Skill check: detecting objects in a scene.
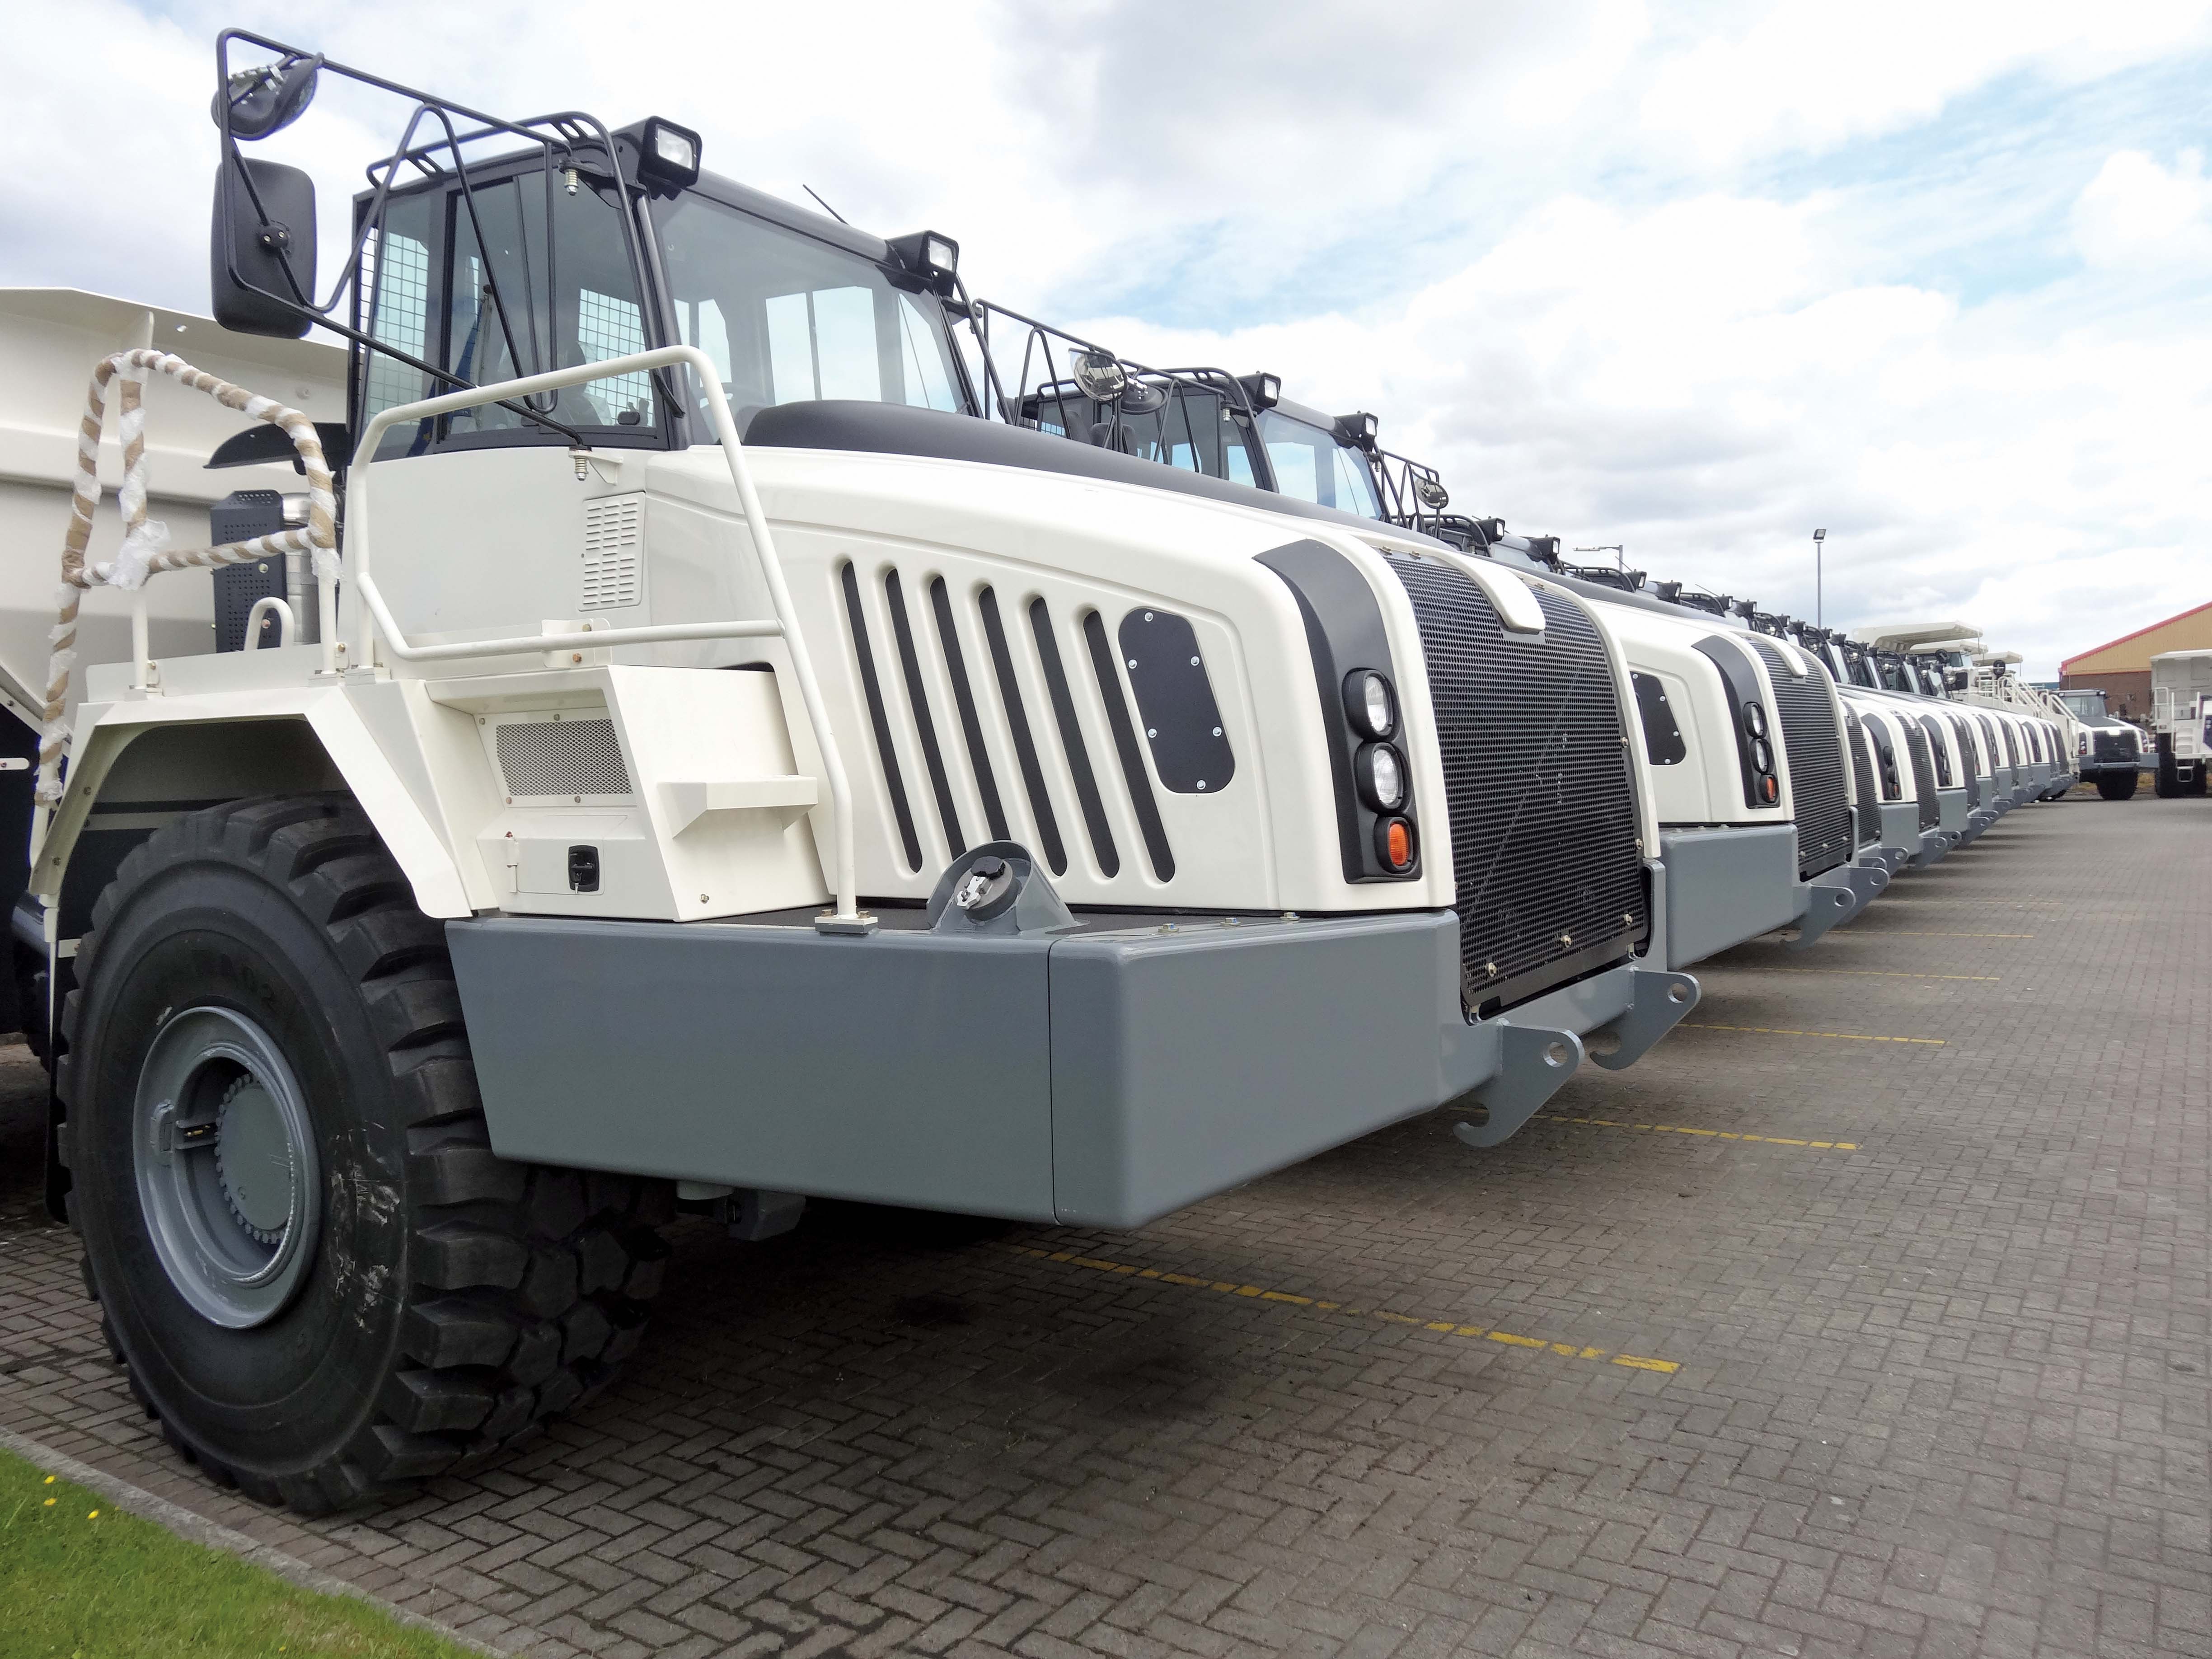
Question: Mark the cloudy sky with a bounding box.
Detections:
[10,1,2211,675]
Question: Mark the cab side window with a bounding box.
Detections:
[357,168,661,457]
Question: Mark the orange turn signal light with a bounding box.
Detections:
[1377,816,1415,872]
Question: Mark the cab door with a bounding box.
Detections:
[344,163,669,651]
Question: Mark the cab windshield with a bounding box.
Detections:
[1256,410,1382,518]
[656,192,968,429]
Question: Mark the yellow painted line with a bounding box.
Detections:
[1757,967,1999,982]
[1681,1022,1943,1045]
[1000,1245,1678,1375]
[1834,930,2033,939]
[1534,1114,1857,1150]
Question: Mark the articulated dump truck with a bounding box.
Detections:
[2,33,1696,1512]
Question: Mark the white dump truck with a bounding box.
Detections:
[10,34,1699,1512]
[2056,687,2145,800]
[2151,649,2212,796]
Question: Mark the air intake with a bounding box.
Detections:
[1743,638,1851,881]
[1846,716,1881,846]
[581,494,644,611]
[1900,722,1940,830]
[1385,554,1646,1013]
[495,718,633,798]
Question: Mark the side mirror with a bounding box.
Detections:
[211,156,317,339]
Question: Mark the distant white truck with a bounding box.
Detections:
[2151,649,2212,797]
[2056,687,2145,800]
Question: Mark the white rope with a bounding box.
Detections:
[38,349,338,807]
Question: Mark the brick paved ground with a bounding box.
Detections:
[2,793,2205,1659]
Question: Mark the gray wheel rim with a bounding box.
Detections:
[132,1005,322,1330]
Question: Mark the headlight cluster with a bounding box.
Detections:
[1743,702,1780,805]
[1344,669,1416,874]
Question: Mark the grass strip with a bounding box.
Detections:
[0,1446,478,1659]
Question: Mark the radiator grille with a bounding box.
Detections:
[2092,729,2138,761]
[581,494,643,610]
[1386,555,1646,1013]
[1901,720,1940,829]
[495,718,632,797]
[1951,717,1981,806]
[1847,715,1881,845]
[1745,639,1851,881]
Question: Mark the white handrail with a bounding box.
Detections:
[347,344,864,928]
[243,596,295,651]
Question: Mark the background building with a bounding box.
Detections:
[2061,601,2212,721]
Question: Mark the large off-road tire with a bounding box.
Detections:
[57,796,673,1514]
[2096,772,2138,801]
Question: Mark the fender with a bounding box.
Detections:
[31,681,476,924]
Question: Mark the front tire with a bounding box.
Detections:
[59,796,672,1513]
[2096,772,2138,801]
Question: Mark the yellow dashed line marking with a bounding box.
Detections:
[1004,1245,1678,1375]
[1835,930,2033,939]
[1756,968,1999,982]
[1681,1022,1943,1045]
[1534,1114,1858,1150]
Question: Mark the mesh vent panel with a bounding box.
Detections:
[496,719,633,797]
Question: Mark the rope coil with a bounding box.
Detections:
[38,349,337,806]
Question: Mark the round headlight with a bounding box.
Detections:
[1743,703,1767,738]
[1752,738,1772,773]
[1346,670,1396,739]
[1359,743,1406,811]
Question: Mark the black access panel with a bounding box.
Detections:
[210,488,290,651]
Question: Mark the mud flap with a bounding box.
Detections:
[1786,862,1885,951]
[1453,1024,1585,1149]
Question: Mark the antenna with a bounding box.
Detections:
[803,185,849,225]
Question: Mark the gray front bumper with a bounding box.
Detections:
[449,912,1696,1231]
[1657,825,1884,966]
[1875,801,1940,868]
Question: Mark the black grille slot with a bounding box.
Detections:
[1901,721,1940,829]
[1385,555,1646,1012]
[1030,598,1118,877]
[885,570,964,860]
[839,562,922,872]
[929,577,1009,843]
[1745,639,1851,880]
[978,588,1066,875]
[1847,715,1881,845]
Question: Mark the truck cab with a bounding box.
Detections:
[2058,687,2145,799]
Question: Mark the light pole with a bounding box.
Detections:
[1813,528,1828,627]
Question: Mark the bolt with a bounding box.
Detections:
[1213,726,1223,736]
[1189,655,1200,666]
[1147,728,1157,738]
[699,893,709,903]
[1143,610,1154,621]
[1196,780,1207,790]
[1127,657,1138,670]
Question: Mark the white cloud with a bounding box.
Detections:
[2072,149,2212,268]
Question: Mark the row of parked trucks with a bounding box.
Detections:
[0,35,2087,1514]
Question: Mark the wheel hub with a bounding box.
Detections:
[132,1007,322,1330]
[215,1074,294,1245]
